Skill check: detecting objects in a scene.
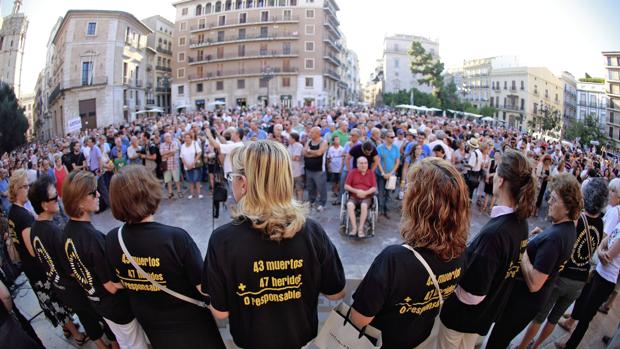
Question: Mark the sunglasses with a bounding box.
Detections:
[225,172,244,182]
[45,195,59,203]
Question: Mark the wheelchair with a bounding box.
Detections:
[338,191,378,238]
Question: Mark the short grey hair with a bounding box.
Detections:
[582,178,609,215]
[610,178,620,196]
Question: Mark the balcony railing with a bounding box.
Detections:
[323,69,341,81]
[502,104,523,111]
[122,78,144,88]
[189,31,300,48]
[155,65,172,72]
[64,76,108,90]
[187,66,298,81]
[190,15,300,32]
[156,86,171,92]
[156,46,172,55]
[146,99,156,105]
[189,49,298,64]
[48,84,61,104]
[324,52,342,66]
[323,36,341,51]
[323,21,341,37]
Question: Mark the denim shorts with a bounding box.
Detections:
[185,168,202,183]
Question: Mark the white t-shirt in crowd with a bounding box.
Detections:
[219,141,244,175]
[429,140,453,161]
[604,205,620,235]
[287,142,304,178]
[468,149,483,171]
[327,145,345,173]
[180,141,201,167]
[597,224,620,283]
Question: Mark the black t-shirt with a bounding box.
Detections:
[66,152,85,172]
[560,215,604,282]
[352,245,465,349]
[8,205,43,283]
[515,221,576,306]
[440,213,529,335]
[30,220,75,289]
[349,144,377,169]
[202,218,345,349]
[105,223,219,333]
[62,220,134,323]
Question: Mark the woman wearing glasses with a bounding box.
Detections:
[28,175,114,348]
[61,171,147,349]
[486,174,582,349]
[8,170,78,342]
[202,141,346,349]
[104,165,225,349]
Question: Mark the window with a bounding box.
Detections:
[610,127,614,138]
[178,52,185,62]
[555,93,558,102]
[305,77,313,88]
[394,58,399,68]
[86,22,97,36]
[306,9,314,18]
[181,7,188,15]
[215,1,222,12]
[503,81,507,90]
[238,44,245,56]
[611,112,615,124]
[177,68,185,78]
[196,83,204,92]
[206,3,212,12]
[180,22,187,31]
[520,80,524,90]
[261,11,269,22]
[259,78,268,88]
[511,80,516,90]
[260,43,268,55]
[305,58,314,69]
[247,0,254,7]
[290,0,297,5]
[239,13,247,23]
[219,15,226,26]
[238,28,246,39]
[217,31,225,41]
[305,41,314,52]
[282,42,291,54]
[216,80,224,90]
[196,5,203,15]
[217,47,224,59]
[521,98,525,110]
[197,49,204,60]
[178,85,185,95]
[235,0,242,9]
[260,26,268,37]
[197,66,204,78]
[305,24,315,35]
[237,79,245,89]
[282,77,290,87]
[179,36,186,46]
[490,97,494,106]
[283,9,292,20]
[81,61,92,85]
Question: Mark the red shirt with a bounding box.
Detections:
[345,168,377,199]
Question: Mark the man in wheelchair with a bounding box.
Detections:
[343,157,377,238]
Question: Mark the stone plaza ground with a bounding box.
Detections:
[12,192,620,348]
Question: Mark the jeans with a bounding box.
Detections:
[376,175,390,214]
[306,170,327,206]
[339,170,348,199]
[533,277,585,324]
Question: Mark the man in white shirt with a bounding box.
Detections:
[428,130,453,161]
[287,132,305,202]
[466,138,483,199]
[206,127,244,176]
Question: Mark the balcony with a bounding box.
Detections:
[189,31,300,48]
[502,104,523,112]
[156,46,172,55]
[190,15,300,33]
[155,65,172,72]
[63,76,108,90]
[156,86,171,92]
[187,66,298,81]
[323,3,340,25]
[189,49,299,65]
[323,36,342,51]
[48,84,61,104]
[146,99,156,105]
[323,68,340,81]
[122,77,144,88]
[323,52,342,66]
[323,21,341,37]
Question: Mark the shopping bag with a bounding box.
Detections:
[314,303,382,349]
[385,175,397,190]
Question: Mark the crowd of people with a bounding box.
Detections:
[1,105,620,349]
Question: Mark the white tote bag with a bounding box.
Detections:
[385,175,397,190]
[314,302,382,349]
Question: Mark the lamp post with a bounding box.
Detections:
[261,66,274,107]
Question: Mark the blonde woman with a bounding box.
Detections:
[202,140,346,349]
[350,158,470,348]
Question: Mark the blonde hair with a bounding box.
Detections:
[231,141,308,241]
[9,169,27,203]
[401,158,470,261]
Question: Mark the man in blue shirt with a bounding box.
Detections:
[245,120,267,141]
[0,168,9,213]
[376,131,400,218]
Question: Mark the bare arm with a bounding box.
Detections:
[0,279,12,313]
[350,307,374,329]
[103,281,121,294]
[371,155,380,172]
[345,152,353,172]
[22,228,34,258]
[323,289,345,301]
[520,251,548,292]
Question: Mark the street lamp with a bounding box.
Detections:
[261,66,274,107]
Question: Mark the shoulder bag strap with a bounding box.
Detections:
[402,244,443,305]
[581,213,593,261]
[117,224,207,308]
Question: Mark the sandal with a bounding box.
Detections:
[62,323,81,339]
[74,334,90,346]
[558,319,573,332]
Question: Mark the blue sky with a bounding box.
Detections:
[4,0,620,93]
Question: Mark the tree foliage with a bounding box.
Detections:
[527,106,561,133]
[409,41,444,97]
[564,113,607,146]
[382,88,441,108]
[0,83,28,155]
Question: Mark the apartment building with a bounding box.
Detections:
[381,34,439,94]
[603,51,620,146]
[489,67,563,132]
[576,80,607,130]
[142,15,174,113]
[342,48,360,104]
[47,10,152,135]
[560,71,577,133]
[0,11,28,98]
[171,0,345,110]
[19,92,34,140]
[462,56,518,109]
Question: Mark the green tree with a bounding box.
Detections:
[527,106,561,133]
[440,80,460,110]
[564,113,607,146]
[0,83,29,155]
[382,88,441,108]
[478,105,498,117]
[409,41,445,97]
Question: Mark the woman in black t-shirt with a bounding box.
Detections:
[351,157,470,349]
[438,150,536,349]
[516,178,608,349]
[202,141,346,349]
[61,171,148,349]
[486,174,583,349]
[7,170,77,338]
[28,175,115,349]
[105,165,225,349]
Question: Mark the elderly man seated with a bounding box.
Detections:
[344,156,377,238]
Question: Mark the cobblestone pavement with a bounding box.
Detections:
[11,191,618,348]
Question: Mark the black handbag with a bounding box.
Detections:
[212,155,227,219]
